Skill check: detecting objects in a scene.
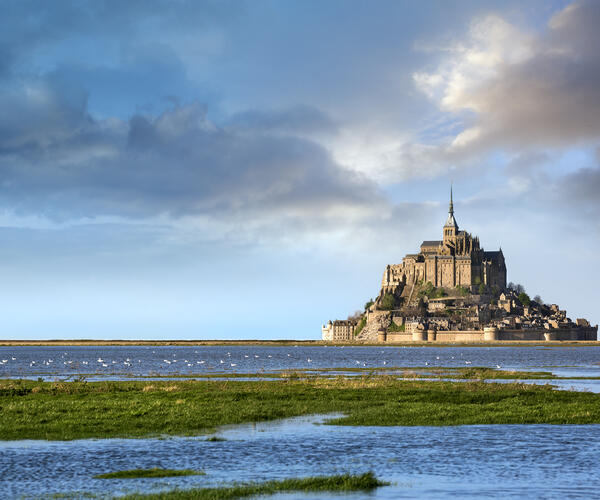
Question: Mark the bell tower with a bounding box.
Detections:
[443,186,458,246]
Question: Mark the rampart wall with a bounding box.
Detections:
[379,326,597,343]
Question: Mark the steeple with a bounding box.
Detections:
[444,184,458,230]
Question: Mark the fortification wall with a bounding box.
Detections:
[379,326,597,342]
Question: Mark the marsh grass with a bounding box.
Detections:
[2,375,600,440]
[121,472,387,499]
[94,468,204,479]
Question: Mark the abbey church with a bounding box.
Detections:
[381,189,506,294]
[322,190,597,343]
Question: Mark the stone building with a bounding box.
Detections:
[381,189,506,292]
[321,320,356,341]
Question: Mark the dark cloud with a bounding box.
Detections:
[227,106,337,135]
[0,84,380,221]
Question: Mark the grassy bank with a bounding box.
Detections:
[95,468,204,479]
[2,376,600,440]
[121,472,387,499]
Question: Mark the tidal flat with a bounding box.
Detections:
[2,376,600,441]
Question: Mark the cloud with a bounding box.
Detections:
[414,0,600,154]
[227,105,337,136]
[0,75,384,229]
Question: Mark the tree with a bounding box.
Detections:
[379,293,396,310]
[364,299,374,310]
[518,292,531,307]
[508,282,525,294]
[533,295,543,304]
[478,283,486,295]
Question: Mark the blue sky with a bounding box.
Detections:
[1,0,598,339]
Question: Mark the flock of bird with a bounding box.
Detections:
[0,348,503,383]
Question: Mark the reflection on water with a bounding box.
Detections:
[1,415,599,499]
[1,345,599,380]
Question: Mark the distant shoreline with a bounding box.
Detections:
[0,339,598,347]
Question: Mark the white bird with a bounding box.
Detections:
[496,364,502,369]
[97,358,104,363]
[307,358,312,363]
[164,360,171,364]
[220,360,224,364]
[11,357,16,361]
[231,363,237,367]
[102,363,108,367]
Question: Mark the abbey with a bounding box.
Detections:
[322,190,597,343]
[382,189,506,293]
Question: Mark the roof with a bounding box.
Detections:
[484,250,503,259]
[421,240,442,247]
[444,213,458,228]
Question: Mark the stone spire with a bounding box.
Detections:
[444,185,458,229]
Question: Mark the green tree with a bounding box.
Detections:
[518,292,531,307]
[364,299,374,310]
[478,283,486,295]
[379,293,396,310]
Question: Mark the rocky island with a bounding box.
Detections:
[323,190,598,343]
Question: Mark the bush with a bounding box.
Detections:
[379,293,396,310]
[478,283,486,295]
[388,322,405,332]
[455,285,469,297]
[364,299,374,310]
[354,316,367,336]
[518,292,531,307]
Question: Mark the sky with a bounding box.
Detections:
[1,0,599,339]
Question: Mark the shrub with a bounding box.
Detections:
[518,292,531,307]
[478,283,486,295]
[354,316,367,336]
[379,293,396,310]
[387,322,405,332]
[364,299,374,310]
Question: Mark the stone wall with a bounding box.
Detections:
[378,326,597,343]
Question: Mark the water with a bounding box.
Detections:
[2,345,600,498]
[1,415,599,499]
[1,345,599,380]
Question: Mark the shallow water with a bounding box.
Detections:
[1,345,599,380]
[1,415,599,499]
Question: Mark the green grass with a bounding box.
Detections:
[94,468,204,479]
[1,376,600,440]
[121,472,387,499]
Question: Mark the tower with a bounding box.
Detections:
[443,185,458,245]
